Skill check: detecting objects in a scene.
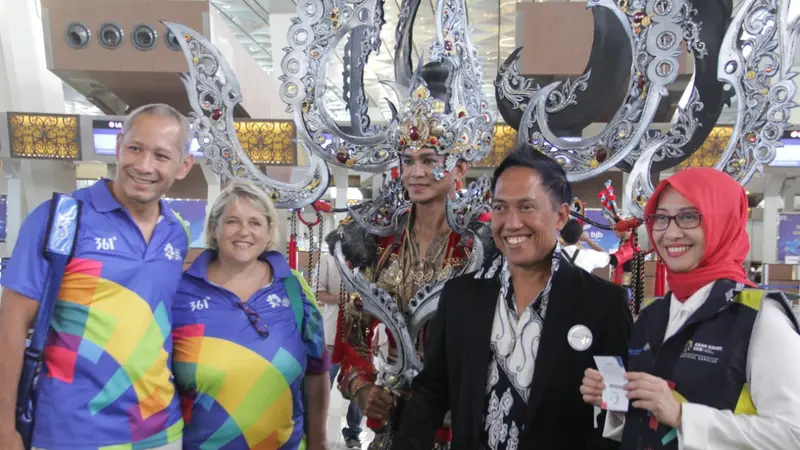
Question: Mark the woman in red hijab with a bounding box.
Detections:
[580,167,800,449]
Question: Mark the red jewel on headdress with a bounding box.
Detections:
[409,126,420,141]
[429,137,438,146]
[354,297,364,311]
[746,133,757,143]
[633,12,645,23]
[211,109,222,121]
[637,74,646,90]
[596,148,608,163]
[399,138,406,147]
[336,151,349,163]
[458,111,466,118]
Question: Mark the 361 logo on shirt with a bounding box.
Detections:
[191,297,211,312]
[94,237,117,251]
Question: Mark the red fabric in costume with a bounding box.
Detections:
[611,238,636,285]
[654,259,667,297]
[643,167,755,301]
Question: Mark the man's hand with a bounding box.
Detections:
[579,368,604,407]
[355,384,394,421]
[0,429,25,450]
[624,372,682,429]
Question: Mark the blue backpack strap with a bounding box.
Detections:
[16,193,81,448]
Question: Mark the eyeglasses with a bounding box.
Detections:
[646,211,702,231]
[236,301,270,338]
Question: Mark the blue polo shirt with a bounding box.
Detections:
[1,179,188,449]
[173,249,329,450]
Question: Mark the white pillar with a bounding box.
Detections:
[332,166,349,225]
[0,0,65,113]
[0,0,75,257]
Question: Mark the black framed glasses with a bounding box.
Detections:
[236,301,270,338]
[646,211,702,231]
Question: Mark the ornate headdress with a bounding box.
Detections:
[496,0,799,220]
[279,0,494,180]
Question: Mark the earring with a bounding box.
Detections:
[456,178,463,190]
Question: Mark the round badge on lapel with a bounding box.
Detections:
[567,324,593,351]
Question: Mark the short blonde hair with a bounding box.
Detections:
[205,179,279,251]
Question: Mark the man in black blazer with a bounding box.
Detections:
[392,145,632,449]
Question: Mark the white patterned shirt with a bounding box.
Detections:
[476,244,562,450]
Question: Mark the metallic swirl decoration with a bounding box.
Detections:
[333,242,421,390]
[495,6,633,136]
[279,0,398,171]
[616,0,733,173]
[445,175,493,236]
[347,178,411,237]
[162,21,329,209]
[279,0,494,178]
[624,0,800,218]
[496,0,706,181]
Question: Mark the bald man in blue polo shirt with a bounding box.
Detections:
[0,104,195,450]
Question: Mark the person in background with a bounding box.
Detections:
[172,179,331,450]
[316,252,364,448]
[392,146,631,449]
[580,167,800,449]
[560,218,612,273]
[0,103,194,450]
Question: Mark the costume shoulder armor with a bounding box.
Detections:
[348,178,410,238]
[446,175,492,236]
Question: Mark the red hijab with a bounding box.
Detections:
[644,167,756,301]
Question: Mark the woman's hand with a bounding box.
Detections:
[580,368,605,407]
[624,372,682,429]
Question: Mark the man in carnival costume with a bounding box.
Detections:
[274,0,496,446]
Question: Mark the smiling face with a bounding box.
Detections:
[400,148,465,203]
[650,186,706,273]
[214,196,271,265]
[491,166,570,269]
[114,113,193,205]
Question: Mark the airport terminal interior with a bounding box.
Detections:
[3,0,800,448]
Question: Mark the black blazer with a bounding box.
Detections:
[393,257,632,449]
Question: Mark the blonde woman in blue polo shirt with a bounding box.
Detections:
[172,179,331,450]
[0,103,195,450]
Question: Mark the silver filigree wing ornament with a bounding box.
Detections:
[279,0,495,179]
[162,21,329,209]
[624,0,800,217]
[347,177,411,237]
[332,242,421,390]
[495,0,712,181]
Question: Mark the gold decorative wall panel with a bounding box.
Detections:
[677,126,732,169]
[473,124,518,168]
[233,120,296,165]
[8,113,81,160]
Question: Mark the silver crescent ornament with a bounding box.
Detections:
[567,324,594,351]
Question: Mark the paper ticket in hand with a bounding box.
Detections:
[593,356,629,412]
